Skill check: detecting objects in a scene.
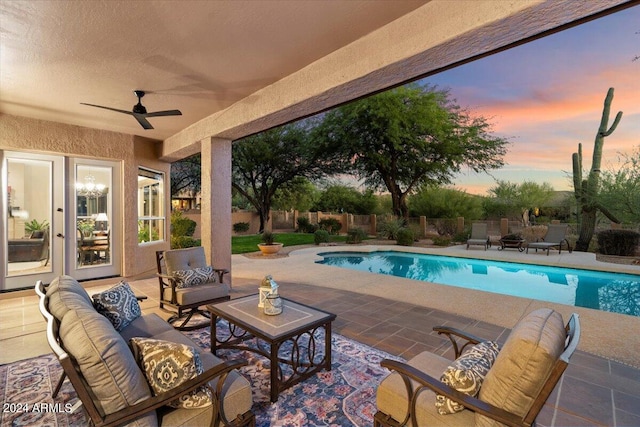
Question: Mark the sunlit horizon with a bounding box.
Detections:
[426,6,639,196]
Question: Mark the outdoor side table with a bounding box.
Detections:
[207,294,336,403]
[498,238,526,252]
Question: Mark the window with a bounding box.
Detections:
[138,167,165,243]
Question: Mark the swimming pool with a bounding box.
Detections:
[317,251,640,317]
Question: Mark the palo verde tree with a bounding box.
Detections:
[599,146,640,224]
[572,87,622,252]
[318,84,509,219]
[232,121,343,232]
[484,180,555,220]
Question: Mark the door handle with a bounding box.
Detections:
[57,208,63,212]
[56,233,64,238]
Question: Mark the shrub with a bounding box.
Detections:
[435,219,456,236]
[297,217,317,233]
[233,222,250,233]
[452,228,471,243]
[379,218,405,240]
[171,236,200,249]
[261,231,277,245]
[314,229,330,245]
[432,236,451,246]
[318,218,342,235]
[171,211,196,237]
[346,227,367,244]
[396,227,415,246]
[597,229,640,256]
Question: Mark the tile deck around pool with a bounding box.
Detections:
[234,244,640,368]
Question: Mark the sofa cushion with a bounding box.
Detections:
[476,308,565,426]
[130,338,212,409]
[92,281,141,331]
[46,275,94,321]
[436,341,499,415]
[119,313,175,343]
[377,351,475,426]
[59,307,156,426]
[173,266,218,288]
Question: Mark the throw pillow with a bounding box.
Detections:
[92,281,141,331]
[435,340,500,415]
[173,265,217,288]
[129,337,212,409]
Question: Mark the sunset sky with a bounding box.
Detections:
[424,5,640,195]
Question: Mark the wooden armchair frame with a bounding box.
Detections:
[36,281,254,427]
[374,314,580,427]
[156,249,230,331]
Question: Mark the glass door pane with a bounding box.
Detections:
[75,165,111,268]
[2,151,63,290]
[67,159,121,281]
[6,158,52,276]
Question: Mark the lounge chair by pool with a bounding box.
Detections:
[526,223,572,255]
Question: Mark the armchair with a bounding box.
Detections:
[375,308,580,426]
[156,247,230,330]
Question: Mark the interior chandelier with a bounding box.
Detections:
[76,175,106,197]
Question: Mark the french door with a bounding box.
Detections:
[1,151,121,290]
[67,158,121,281]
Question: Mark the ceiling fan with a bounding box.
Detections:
[81,90,182,130]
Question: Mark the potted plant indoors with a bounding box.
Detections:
[257,231,283,255]
[25,219,49,237]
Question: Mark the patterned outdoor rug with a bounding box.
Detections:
[0,323,402,427]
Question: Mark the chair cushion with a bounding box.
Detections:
[92,281,141,331]
[377,351,475,426]
[436,341,499,415]
[163,283,230,306]
[173,266,218,289]
[130,338,212,409]
[164,247,208,274]
[476,308,565,426]
[59,307,156,425]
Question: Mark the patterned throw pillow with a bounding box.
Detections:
[435,340,500,415]
[92,281,141,331]
[129,337,212,409]
[173,265,217,289]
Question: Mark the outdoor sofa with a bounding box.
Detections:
[36,275,254,427]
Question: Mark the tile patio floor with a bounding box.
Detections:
[1,246,640,426]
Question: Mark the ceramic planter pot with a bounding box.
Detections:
[257,243,283,255]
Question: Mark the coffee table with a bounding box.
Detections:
[207,294,336,402]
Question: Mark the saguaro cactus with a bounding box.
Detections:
[572,88,622,252]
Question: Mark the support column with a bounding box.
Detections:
[201,138,232,286]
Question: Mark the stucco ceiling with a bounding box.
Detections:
[0,0,427,141]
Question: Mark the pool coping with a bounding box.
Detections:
[232,244,640,368]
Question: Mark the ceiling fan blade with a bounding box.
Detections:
[133,113,154,130]
[144,109,182,118]
[80,103,133,115]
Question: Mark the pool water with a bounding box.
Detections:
[317,251,640,317]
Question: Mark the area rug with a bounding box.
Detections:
[0,323,403,427]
